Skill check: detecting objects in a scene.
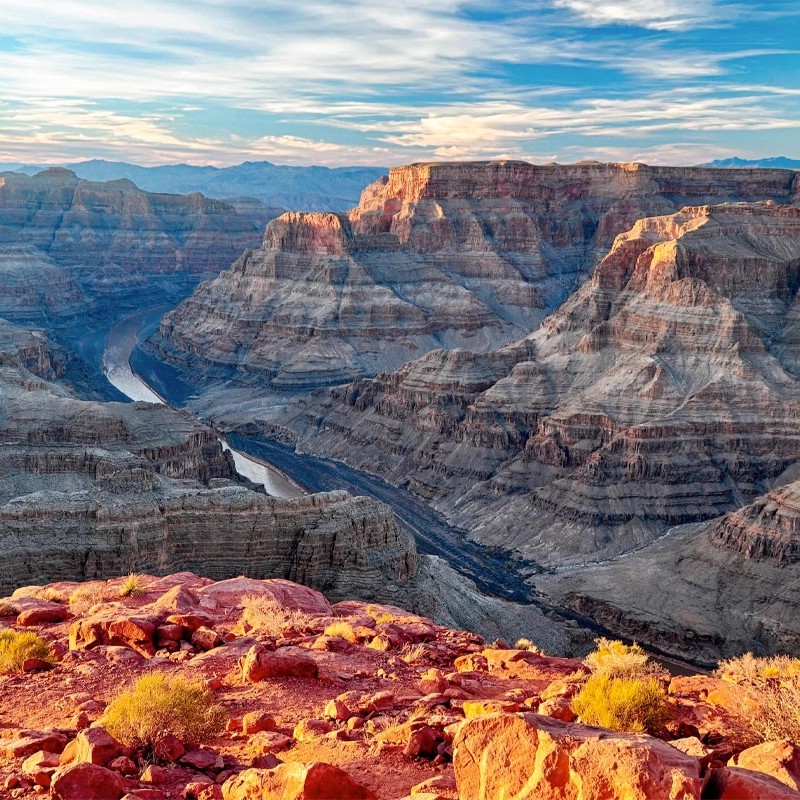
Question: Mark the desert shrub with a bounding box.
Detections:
[515,637,542,653]
[583,637,658,680]
[365,604,395,625]
[715,653,800,744]
[0,629,54,673]
[571,673,670,733]
[399,643,428,664]
[13,586,66,603]
[323,621,359,643]
[0,600,20,617]
[118,573,145,598]
[69,584,111,615]
[103,672,225,760]
[240,595,311,637]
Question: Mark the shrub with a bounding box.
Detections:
[13,586,66,603]
[583,637,658,680]
[103,672,225,760]
[0,629,54,673]
[69,584,110,615]
[323,621,359,643]
[515,637,542,653]
[240,595,312,637]
[0,600,20,617]
[571,673,670,733]
[399,643,428,664]
[716,653,800,745]
[118,573,145,598]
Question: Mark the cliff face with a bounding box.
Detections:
[0,319,416,598]
[150,161,800,391]
[0,168,278,276]
[291,202,800,564]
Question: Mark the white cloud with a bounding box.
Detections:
[551,0,727,30]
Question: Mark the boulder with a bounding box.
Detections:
[240,644,318,681]
[73,726,123,766]
[293,719,333,741]
[198,577,331,615]
[192,627,224,651]
[241,711,276,735]
[69,611,157,657]
[705,766,800,799]
[729,740,800,790]
[221,763,374,799]
[181,748,224,771]
[17,603,70,626]
[453,713,703,800]
[21,750,60,787]
[50,762,126,800]
[0,730,67,758]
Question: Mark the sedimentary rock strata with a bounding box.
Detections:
[151,161,799,392]
[0,320,415,600]
[290,202,800,566]
[0,167,277,278]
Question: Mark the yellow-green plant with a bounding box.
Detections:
[323,621,359,643]
[103,673,225,761]
[715,653,800,745]
[240,595,311,637]
[0,629,54,673]
[583,637,657,679]
[118,573,145,598]
[571,673,670,733]
[514,637,542,653]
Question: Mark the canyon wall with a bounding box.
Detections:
[150,161,800,392]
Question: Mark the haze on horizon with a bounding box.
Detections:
[0,0,799,168]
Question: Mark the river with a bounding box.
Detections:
[103,311,305,499]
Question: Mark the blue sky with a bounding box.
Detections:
[0,0,798,166]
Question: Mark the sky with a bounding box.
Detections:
[0,0,798,167]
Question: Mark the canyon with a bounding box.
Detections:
[150,161,799,397]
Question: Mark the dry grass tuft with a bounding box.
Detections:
[571,673,670,733]
[103,672,225,761]
[0,600,20,617]
[584,637,659,680]
[240,595,312,637]
[13,586,66,603]
[118,573,146,598]
[399,643,428,664]
[323,621,359,643]
[0,629,54,673]
[69,584,111,615]
[514,637,542,653]
[716,653,800,745]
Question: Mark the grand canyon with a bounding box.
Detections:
[2,2,800,794]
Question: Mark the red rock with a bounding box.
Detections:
[141,764,170,784]
[74,725,123,766]
[108,756,138,776]
[17,604,69,626]
[166,613,217,635]
[363,690,395,713]
[192,627,223,651]
[123,791,167,800]
[409,774,457,798]
[69,612,157,657]
[536,696,577,722]
[181,748,224,772]
[240,644,318,681]
[404,727,441,759]
[729,739,800,790]
[462,700,520,718]
[453,713,703,800]
[247,732,292,754]
[187,784,223,800]
[241,712,276,735]
[50,762,126,800]
[293,719,332,741]
[21,750,60,788]
[706,766,800,799]
[0,731,67,758]
[21,657,53,672]
[197,577,331,615]
[453,654,487,673]
[324,691,362,720]
[419,669,449,695]
[156,623,183,642]
[221,762,374,799]
[153,733,186,762]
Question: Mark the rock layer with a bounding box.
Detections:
[290,202,800,564]
[0,319,415,599]
[151,161,800,391]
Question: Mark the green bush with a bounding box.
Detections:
[571,673,670,733]
[583,637,656,679]
[0,629,54,673]
[103,672,225,760]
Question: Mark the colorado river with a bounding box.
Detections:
[103,310,305,499]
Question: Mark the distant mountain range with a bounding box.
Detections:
[0,159,388,211]
[701,156,800,169]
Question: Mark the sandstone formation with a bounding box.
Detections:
[0,167,277,278]
[0,571,795,799]
[289,202,800,569]
[150,161,799,394]
[0,319,415,601]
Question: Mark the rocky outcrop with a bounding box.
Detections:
[290,202,800,566]
[0,168,277,277]
[0,320,415,599]
[0,246,87,323]
[150,161,800,392]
